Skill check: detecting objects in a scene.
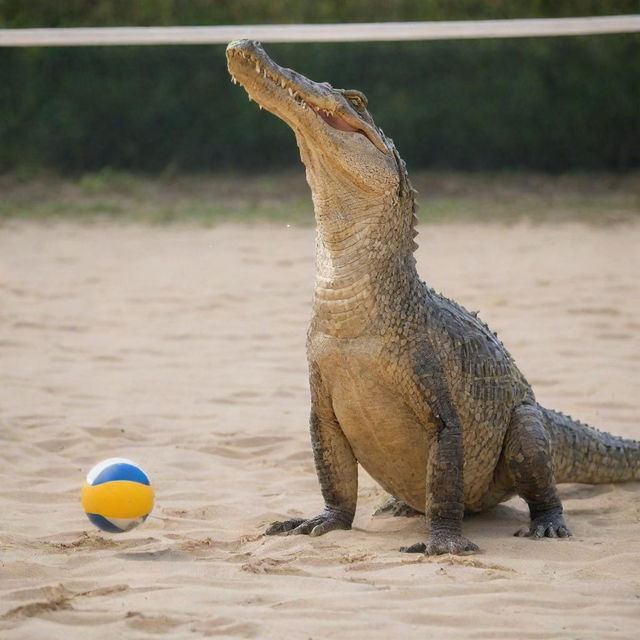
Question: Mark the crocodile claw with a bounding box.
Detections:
[514,513,572,539]
[264,518,306,535]
[401,533,480,555]
[373,496,422,518]
[265,508,352,537]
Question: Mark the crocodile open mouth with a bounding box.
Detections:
[310,104,361,133]
[226,42,386,152]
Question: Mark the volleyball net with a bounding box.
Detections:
[1,15,639,47]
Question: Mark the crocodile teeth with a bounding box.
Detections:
[231,75,237,84]
[255,61,261,73]
[288,87,294,97]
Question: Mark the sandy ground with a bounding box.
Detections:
[1,221,639,639]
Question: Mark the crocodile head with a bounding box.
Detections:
[226,40,401,200]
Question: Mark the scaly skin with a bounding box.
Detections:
[226,40,640,555]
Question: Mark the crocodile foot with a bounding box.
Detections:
[514,512,572,538]
[400,533,480,556]
[265,508,352,537]
[373,496,422,518]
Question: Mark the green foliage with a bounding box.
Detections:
[2,0,640,27]
[1,1,639,173]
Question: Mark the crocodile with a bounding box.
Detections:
[226,40,640,555]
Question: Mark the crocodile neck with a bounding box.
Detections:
[311,178,419,339]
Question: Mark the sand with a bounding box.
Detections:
[1,220,639,639]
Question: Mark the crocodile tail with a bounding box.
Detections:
[542,406,640,484]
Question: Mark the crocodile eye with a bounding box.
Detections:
[344,91,368,112]
[348,96,364,110]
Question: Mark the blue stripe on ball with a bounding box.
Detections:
[91,462,150,486]
[86,512,127,533]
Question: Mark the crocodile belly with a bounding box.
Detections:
[327,357,433,512]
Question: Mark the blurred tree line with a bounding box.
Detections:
[0,0,639,173]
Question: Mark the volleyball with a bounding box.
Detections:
[81,458,154,533]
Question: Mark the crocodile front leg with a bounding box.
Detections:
[266,366,357,537]
[400,350,479,556]
[401,413,479,555]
